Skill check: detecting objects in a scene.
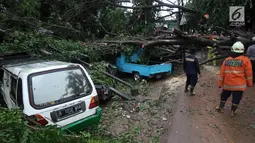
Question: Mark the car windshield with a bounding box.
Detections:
[29,67,92,107]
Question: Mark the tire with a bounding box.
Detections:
[133,72,141,81]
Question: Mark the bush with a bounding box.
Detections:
[0,108,122,143]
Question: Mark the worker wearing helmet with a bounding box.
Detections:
[217,41,253,117]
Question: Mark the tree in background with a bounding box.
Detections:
[184,0,254,33]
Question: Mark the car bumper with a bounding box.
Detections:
[61,107,102,132]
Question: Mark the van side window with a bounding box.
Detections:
[17,78,23,107]
[10,76,17,104]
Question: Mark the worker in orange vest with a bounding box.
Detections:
[217,41,253,117]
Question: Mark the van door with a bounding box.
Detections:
[2,71,12,108]
[0,69,6,106]
[16,78,23,108]
[9,76,19,109]
[0,70,23,109]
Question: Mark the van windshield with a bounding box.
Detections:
[29,67,92,108]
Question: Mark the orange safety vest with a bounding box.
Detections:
[218,55,253,91]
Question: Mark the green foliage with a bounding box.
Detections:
[89,61,116,87]
[129,0,155,36]
[16,0,41,17]
[0,31,122,87]
[122,45,153,65]
[100,8,128,35]
[47,39,100,62]
[0,0,162,142]
[1,0,40,17]
[0,31,120,87]
[99,6,155,36]
[0,0,157,40]
[132,22,155,36]
[123,45,139,58]
[0,108,128,143]
[0,108,67,143]
[0,31,104,62]
[0,31,50,53]
[185,0,248,31]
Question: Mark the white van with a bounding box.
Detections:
[0,58,102,132]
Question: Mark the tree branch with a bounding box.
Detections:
[200,55,228,65]
[102,41,145,46]
[154,0,198,13]
[106,1,198,13]
[0,28,7,33]
[0,16,81,33]
[61,0,99,20]
[155,46,175,53]
[165,0,177,5]
[116,0,131,2]
[45,24,80,32]
[92,14,117,36]
[155,12,179,21]
[0,19,38,28]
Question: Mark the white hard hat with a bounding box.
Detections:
[231,41,244,53]
[252,37,255,41]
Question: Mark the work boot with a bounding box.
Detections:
[230,104,238,117]
[216,101,225,113]
[184,84,189,92]
[189,86,195,96]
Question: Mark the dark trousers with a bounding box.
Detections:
[221,90,243,105]
[186,74,198,87]
[251,60,255,83]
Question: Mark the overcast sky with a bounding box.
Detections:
[121,0,187,20]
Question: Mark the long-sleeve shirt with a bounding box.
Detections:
[246,44,255,60]
[183,54,201,75]
[218,55,253,91]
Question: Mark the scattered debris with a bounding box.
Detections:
[100,76,181,141]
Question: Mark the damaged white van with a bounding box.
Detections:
[0,53,102,132]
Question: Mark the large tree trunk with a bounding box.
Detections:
[144,0,153,24]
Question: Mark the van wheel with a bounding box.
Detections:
[133,72,141,81]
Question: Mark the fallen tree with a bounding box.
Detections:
[2,27,255,68]
[94,27,255,65]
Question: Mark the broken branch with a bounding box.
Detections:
[106,1,198,13]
